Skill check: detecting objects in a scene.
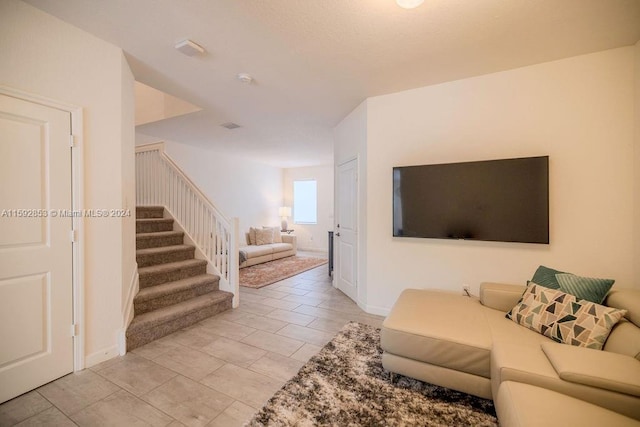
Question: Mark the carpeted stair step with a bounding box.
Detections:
[136,244,196,268]
[136,231,185,249]
[136,206,165,219]
[139,259,207,288]
[126,291,233,350]
[136,218,174,233]
[133,274,220,315]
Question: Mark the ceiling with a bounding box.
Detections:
[25,0,640,168]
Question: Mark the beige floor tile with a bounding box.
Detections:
[307,317,348,334]
[241,330,304,356]
[281,294,327,306]
[248,353,304,382]
[265,286,309,296]
[229,313,288,333]
[236,293,266,304]
[276,324,335,346]
[70,389,172,427]
[290,343,323,362]
[153,347,225,381]
[200,364,283,409]
[207,401,257,427]
[293,304,353,323]
[257,297,301,311]
[131,336,182,360]
[318,299,364,315]
[0,391,52,426]
[15,407,76,427]
[265,309,315,326]
[196,319,256,341]
[250,289,290,299]
[165,326,220,350]
[201,337,266,367]
[210,309,249,323]
[95,354,177,396]
[235,301,276,316]
[37,370,120,415]
[143,376,234,427]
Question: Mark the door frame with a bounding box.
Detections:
[1,85,85,371]
[334,156,359,301]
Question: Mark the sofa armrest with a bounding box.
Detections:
[542,342,640,397]
[282,234,297,253]
[479,282,526,312]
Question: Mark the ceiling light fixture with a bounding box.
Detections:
[396,0,424,9]
[237,73,253,84]
[174,39,205,56]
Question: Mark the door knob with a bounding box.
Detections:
[336,232,340,237]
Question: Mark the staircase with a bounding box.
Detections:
[126,206,233,350]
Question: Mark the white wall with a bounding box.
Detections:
[334,101,368,304]
[162,140,283,237]
[283,166,334,252]
[361,47,636,314]
[0,1,134,364]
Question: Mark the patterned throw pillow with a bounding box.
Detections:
[555,273,615,304]
[531,265,566,289]
[506,283,627,350]
[255,228,275,246]
[249,227,257,245]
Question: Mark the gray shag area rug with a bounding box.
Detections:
[247,322,497,426]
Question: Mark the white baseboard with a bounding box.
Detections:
[362,303,390,317]
[85,345,120,368]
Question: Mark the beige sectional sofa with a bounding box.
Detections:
[381,283,640,426]
[239,231,296,268]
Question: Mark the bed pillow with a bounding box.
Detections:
[506,282,626,350]
[555,273,615,304]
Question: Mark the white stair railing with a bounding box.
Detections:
[135,143,239,306]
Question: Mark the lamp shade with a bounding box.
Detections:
[278,206,291,217]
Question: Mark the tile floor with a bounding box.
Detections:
[0,260,384,427]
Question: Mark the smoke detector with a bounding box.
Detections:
[175,39,205,56]
[237,73,253,84]
[221,122,241,130]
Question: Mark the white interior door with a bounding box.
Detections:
[336,159,358,301]
[0,94,73,403]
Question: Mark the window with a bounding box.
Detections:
[293,180,317,224]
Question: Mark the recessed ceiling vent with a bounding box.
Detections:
[220,122,241,130]
[175,39,205,56]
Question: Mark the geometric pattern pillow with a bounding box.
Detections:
[555,273,615,304]
[531,265,567,289]
[506,283,627,350]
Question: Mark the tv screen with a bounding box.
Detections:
[393,156,549,244]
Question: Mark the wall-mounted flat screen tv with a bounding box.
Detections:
[393,156,549,244]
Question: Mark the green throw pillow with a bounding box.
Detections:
[555,273,614,304]
[506,283,626,350]
[531,265,567,289]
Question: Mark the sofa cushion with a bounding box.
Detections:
[606,288,640,327]
[506,283,626,350]
[555,273,615,304]
[480,282,527,312]
[496,381,640,427]
[255,228,275,245]
[604,320,640,361]
[381,290,492,378]
[541,342,640,397]
[241,244,274,258]
[531,265,567,289]
[491,342,640,420]
[249,227,257,245]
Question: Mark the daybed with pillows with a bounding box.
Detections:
[239,226,297,268]
[381,266,640,426]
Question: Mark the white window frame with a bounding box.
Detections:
[293,179,318,225]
